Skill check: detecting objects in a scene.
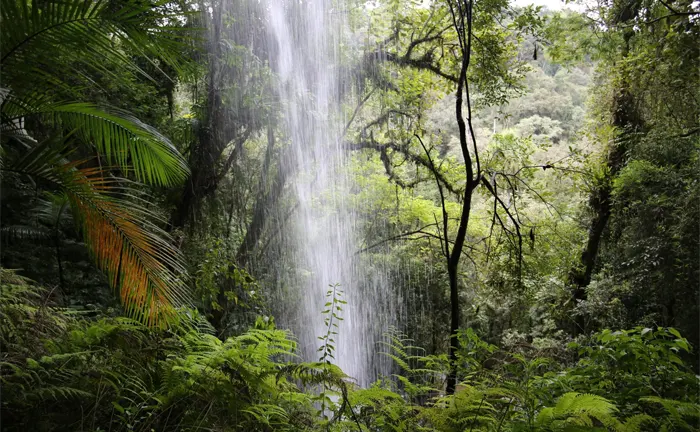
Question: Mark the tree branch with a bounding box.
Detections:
[417,134,450,258]
[480,176,523,275]
[346,138,462,195]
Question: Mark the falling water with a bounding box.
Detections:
[261,0,391,386]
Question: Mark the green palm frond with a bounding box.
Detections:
[0,0,193,324]
[6,143,191,325]
[1,0,191,91]
[2,97,189,186]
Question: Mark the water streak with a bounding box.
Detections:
[263,0,381,386]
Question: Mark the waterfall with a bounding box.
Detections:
[261,0,387,387]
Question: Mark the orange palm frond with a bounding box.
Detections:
[7,144,190,325]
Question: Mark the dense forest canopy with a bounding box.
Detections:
[1,0,698,430]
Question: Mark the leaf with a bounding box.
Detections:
[668,328,682,339]
[3,98,189,186]
[7,145,190,325]
[1,0,191,92]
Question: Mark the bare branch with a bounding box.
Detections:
[417,134,450,258]
[342,88,375,138]
[480,175,523,275]
[361,110,413,135]
[354,223,440,255]
[216,126,253,184]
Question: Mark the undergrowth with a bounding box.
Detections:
[2,270,698,431]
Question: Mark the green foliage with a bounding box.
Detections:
[1,0,191,186]
[546,0,700,353]
[544,12,613,65]
[0,274,347,431]
[454,328,498,378]
[3,272,699,431]
[318,283,347,365]
[534,392,625,432]
[343,383,419,431]
[550,327,698,419]
[1,0,194,324]
[640,397,700,432]
[3,0,699,430]
[593,132,700,349]
[0,269,71,360]
[422,385,500,431]
[193,236,261,331]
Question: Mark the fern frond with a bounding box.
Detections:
[34,385,93,401]
[640,396,700,431]
[1,225,52,241]
[617,413,656,432]
[536,392,621,431]
[242,404,290,426]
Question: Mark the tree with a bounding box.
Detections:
[169,0,271,229]
[344,0,547,392]
[547,0,700,340]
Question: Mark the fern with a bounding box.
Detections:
[378,328,445,401]
[640,396,700,431]
[3,283,698,432]
[535,392,620,431]
[421,385,499,431]
[616,414,656,432]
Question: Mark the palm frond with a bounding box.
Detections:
[2,97,189,186]
[1,0,191,89]
[6,143,191,325]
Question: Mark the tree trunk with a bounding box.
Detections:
[55,237,64,295]
[568,150,620,333]
[170,0,231,230]
[211,128,289,335]
[568,33,640,333]
[235,126,287,267]
[446,263,460,394]
[445,182,475,394]
[444,0,478,394]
